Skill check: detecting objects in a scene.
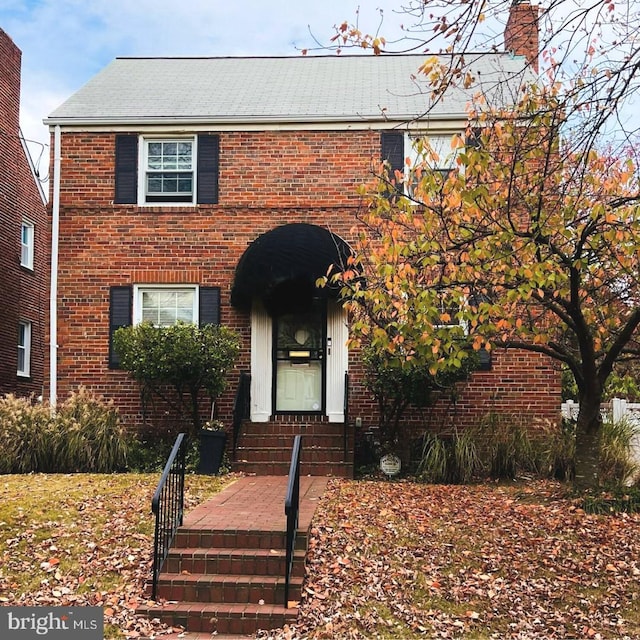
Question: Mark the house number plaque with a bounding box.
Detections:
[380,453,401,477]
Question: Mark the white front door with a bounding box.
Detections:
[250,300,348,420]
[274,299,325,413]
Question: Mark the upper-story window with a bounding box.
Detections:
[144,139,194,203]
[407,134,460,180]
[21,221,34,270]
[17,321,31,377]
[114,134,219,206]
[381,131,462,198]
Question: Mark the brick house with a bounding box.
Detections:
[44,2,559,473]
[0,29,49,398]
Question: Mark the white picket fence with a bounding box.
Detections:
[561,398,640,481]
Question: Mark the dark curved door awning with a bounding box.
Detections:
[231,223,354,315]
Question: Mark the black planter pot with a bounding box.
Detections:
[198,430,227,475]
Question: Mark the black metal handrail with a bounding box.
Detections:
[232,371,251,456]
[150,432,187,600]
[343,372,350,458]
[284,434,302,608]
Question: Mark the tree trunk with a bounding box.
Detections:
[573,392,603,491]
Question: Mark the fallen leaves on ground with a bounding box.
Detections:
[259,479,640,640]
[0,473,235,639]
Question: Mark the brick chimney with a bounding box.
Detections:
[0,28,21,136]
[504,0,539,72]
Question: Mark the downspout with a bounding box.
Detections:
[49,125,61,407]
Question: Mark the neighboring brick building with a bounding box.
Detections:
[0,29,49,398]
[44,3,559,470]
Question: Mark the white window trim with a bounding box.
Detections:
[137,135,198,206]
[405,132,461,195]
[20,221,35,270]
[433,296,469,334]
[18,321,31,377]
[133,284,200,326]
[404,131,460,173]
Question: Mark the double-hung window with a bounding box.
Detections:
[109,284,220,368]
[21,221,34,270]
[18,321,31,377]
[134,285,198,327]
[381,131,461,198]
[114,133,219,205]
[144,139,194,203]
[407,133,460,194]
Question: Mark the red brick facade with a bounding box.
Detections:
[47,126,561,434]
[0,29,49,398]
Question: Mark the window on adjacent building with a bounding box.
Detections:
[17,321,31,377]
[21,221,34,269]
[114,134,220,206]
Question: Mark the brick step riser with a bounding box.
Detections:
[240,423,346,436]
[156,578,302,605]
[165,552,306,577]
[173,530,308,551]
[237,434,350,448]
[233,461,353,477]
[141,605,297,636]
[236,448,348,463]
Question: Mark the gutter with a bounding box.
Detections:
[49,125,61,407]
[42,113,469,128]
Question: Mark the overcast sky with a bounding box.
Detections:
[2,0,415,185]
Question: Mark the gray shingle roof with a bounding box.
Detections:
[46,54,532,127]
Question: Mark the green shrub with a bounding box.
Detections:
[113,322,240,435]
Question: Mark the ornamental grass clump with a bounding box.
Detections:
[0,389,128,473]
[0,394,52,473]
[54,388,128,472]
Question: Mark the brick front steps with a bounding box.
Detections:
[137,476,328,638]
[233,420,353,478]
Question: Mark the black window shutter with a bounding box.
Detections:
[381,131,405,178]
[114,135,138,204]
[109,286,132,369]
[197,134,220,204]
[199,287,221,326]
[466,127,482,150]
